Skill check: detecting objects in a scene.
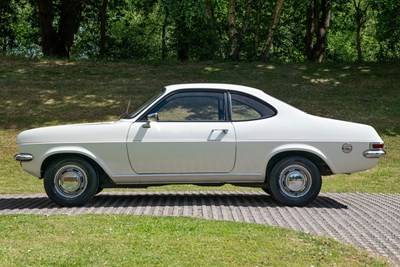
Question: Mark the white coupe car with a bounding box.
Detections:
[15,84,385,207]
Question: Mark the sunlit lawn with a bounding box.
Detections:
[0,215,389,266]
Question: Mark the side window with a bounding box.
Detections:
[149,91,225,121]
[231,93,276,121]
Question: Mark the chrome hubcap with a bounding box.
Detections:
[279,165,312,198]
[54,165,88,198]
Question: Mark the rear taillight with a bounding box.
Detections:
[370,143,384,149]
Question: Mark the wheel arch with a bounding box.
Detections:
[40,152,115,188]
[266,150,333,182]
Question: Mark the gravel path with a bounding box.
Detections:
[1,191,399,265]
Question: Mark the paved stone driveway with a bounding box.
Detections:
[1,191,399,265]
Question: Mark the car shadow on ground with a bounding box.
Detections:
[0,192,347,211]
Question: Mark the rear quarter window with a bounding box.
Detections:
[231,93,276,121]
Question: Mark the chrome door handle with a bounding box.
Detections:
[208,129,229,141]
[212,129,229,134]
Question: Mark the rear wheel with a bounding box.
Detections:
[96,186,104,195]
[261,188,270,194]
[267,156,321,206]
[44,157,99,207]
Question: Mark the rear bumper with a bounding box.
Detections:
[14,153,34,162]
[363,150,386,158]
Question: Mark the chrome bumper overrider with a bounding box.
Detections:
[363,150,386,158]
[14,153,34,162]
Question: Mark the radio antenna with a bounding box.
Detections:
[125,99,131,114]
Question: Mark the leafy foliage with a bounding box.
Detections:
[0,0,399,61]
[373,0,400,60]
[0,0,40,57]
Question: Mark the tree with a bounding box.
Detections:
[161,1,169,60]
[175,16,190,61]
[0,0,17,53]
[163,0,220,61]
[227,0,239,60]
[352,0,369,62]
[34,0,83,58]
[260,0,284,61]
[227,0,257,60]
[373,0,400,60]
[2,0,399,62]
[305,0,332,62]
[99,0,108,58]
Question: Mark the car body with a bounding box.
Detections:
[15,83,385,206]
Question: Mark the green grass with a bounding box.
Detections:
[0,215,388,266]
[0,55,398,194]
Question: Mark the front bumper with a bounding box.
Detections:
[363,150,386,158]
[14,153,34,162]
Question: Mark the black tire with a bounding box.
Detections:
[267,156,321,206]
[44,157,99,207]
[96,186,103,195]
[261,188,270,194]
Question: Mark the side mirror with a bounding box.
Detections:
[143,113,158,128]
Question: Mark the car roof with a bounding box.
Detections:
[165,83,264,95]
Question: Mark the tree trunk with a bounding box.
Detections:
[305,3,315,61]
[227,0,239,60]
[356,23,362,62]
[175,17,190,61]
[304,0,331,62]
[353,0,368,62]
[206,0,224,58]
[99,0,108,58]
[161,7,169,60]
[260,0,285,61]
[58,0,83,56]
[205,0,212,17]
[252,1,262,61]
[35,0,83,58]
[35,0,64,57]
[313,0,331,63]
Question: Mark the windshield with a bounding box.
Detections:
[128,88,165,118]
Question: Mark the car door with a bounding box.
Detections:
[126,91,236,178]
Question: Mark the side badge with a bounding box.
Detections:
[342,143,353,153]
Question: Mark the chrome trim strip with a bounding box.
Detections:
[363,150,386,158]
[112,172,264,184]
[14,153,34,162]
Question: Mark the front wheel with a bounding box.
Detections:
[44,157,99,207]
[267,157,321,206]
